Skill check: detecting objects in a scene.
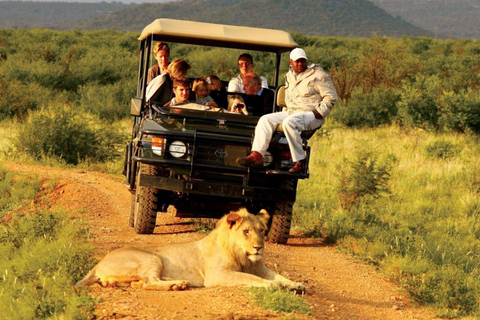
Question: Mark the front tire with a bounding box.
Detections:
[267,180,296,244]
[267,200,293,244]
[132,164,160,234]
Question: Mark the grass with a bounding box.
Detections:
[0,164,42,219]
[294,125,480,317]
[3,117,480,317]
[0,162,97,319]
[247,287,311,315]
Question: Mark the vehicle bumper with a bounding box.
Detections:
[139,174,296,202]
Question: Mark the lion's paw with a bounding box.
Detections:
[289,282,306,294]
[273,281,306,294]
[170,280,191,291]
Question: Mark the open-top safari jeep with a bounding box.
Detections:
[124,19,316,244]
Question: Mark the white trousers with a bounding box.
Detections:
[252,111,322,162]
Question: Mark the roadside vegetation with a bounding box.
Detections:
[295,126,480,318]
[0,164,96,319]
[0,28,479,317]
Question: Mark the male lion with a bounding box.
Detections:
[76,208,305,293]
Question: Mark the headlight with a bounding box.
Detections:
[168,141,187,158]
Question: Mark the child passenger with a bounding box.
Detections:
[205,75,227,108]
[170,78,191,106]
[193,78,218,108]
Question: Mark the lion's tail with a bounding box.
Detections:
[75,266,99,287]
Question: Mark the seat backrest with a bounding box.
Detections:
[275,85,286,111]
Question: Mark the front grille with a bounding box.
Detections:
[194,139,250,168]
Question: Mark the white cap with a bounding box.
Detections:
[290,48,307,61]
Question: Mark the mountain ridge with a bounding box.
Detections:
[74,0,433,38]
[0,0,435,38]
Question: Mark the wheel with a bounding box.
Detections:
[267,200,293,244]
[132,164,160,234]
[266,180,296,244]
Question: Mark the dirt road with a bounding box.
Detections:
[7,163,441,319]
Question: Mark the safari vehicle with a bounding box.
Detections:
[124,19,317,244]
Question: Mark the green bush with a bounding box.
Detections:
[424,137,462,159]
[16,105,125,165]
[77,78,135,121]
[0,29,137,121]
[439,89,480,134]
[338,151,392,211]
[333,88,400,127]
[396,75,442,131]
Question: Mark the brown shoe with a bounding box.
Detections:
[288,161,305,173]
[236,151,263,167]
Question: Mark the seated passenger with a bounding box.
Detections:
[229,94,248,115]
[170,78,191,106]
[206,75,228,109]
[147,42,170,85]
[242,73,274,116]
[193,78,218,108]
[227,53,268,93]
[228,73,274,116]
[146,59,191,106]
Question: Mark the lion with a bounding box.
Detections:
[76,208,305,293]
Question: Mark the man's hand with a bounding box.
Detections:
[313,110,323,120]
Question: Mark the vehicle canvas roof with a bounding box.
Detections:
[139,19,298,53]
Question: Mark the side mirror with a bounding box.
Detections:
[130,98,143,116]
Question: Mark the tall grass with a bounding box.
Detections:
[294,125,480,317]
[0,163,42,219]
[0,163,96,319]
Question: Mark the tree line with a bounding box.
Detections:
[1,29,478,132]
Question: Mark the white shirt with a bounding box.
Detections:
[227,74,268,93]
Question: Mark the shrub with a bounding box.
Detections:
[333,88,400,127]
[439,89,480,134]
[77,79,135,121]
[424,137,462,159]
[396,75,442,131]
[338,151,392,211]
[16,105,125,165]
[0,78,49,121]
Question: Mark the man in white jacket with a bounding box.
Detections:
[236,48,338,173]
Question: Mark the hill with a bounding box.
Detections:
[0,0,432,38]
[0,1,129,29]
[369,0,480,39]
[74,0,432,37]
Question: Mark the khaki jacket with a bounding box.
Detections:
[284,64,337,119]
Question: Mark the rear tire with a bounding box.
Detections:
[132,164,160,234]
